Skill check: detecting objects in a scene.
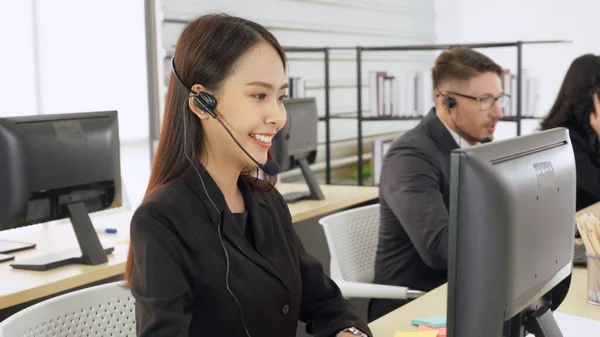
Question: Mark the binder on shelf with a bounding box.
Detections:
[416,71,434,117]
[368,70,433,118]
[372,137,394,186]
[288,77,306,98]
[501,68,540,118]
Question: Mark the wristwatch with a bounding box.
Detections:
[337,327,368,337]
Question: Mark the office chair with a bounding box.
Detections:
[319,204,425,300]
[0,281,135,337]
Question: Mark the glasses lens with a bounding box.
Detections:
[497,95,510,108]
[480,97,496,110]
[480,95,510,110]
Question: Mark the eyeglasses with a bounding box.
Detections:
[447,91,511,111]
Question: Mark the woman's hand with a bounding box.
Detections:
[589,93,600,136]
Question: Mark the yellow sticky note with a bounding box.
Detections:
[114,237,130,245]
[394,331,439,337]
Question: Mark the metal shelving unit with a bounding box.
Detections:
[352,40,571,185]
[145,12,570,186]
[282,47,332,184]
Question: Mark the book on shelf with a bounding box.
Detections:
[372,137,394,186]
[366,68,541,119]
[288,76,306,98]
[502,68,540,118]
[368,70,434,118]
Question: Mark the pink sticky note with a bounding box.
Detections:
[418,325,446,337]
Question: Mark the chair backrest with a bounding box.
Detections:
[319,203,380,283]
[0,281,136,337]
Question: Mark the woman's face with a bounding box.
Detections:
[193,41,288,171]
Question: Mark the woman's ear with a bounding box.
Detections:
[188,84,212,120]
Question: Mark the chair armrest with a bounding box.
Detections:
[333,280,425,300]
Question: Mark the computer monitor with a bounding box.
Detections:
[0,110,121,271]
[272,97,324,203]
[447,127,576,337]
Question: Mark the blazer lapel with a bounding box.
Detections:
[221,178,290,292]
[422,108,460,155]
[185,168,290,291]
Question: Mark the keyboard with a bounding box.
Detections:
[574,244,587,266]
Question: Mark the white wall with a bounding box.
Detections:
[157,0,438,145]
[0,0,38,117]
[34,0,150,142]
[1,0,151,207]
[1,0,439,205]
[434,0,599,141]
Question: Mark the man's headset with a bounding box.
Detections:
[440,92,492,144]
[170,56,280,176]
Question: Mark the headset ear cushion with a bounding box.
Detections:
[197,91,217,110]
[444,96,456,109]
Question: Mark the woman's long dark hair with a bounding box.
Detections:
[540,54,600,157]
[124,13,287,286]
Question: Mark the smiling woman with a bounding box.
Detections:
[124,13,371,337]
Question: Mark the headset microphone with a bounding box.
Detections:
[171,56,280,175]
[261,160,281,176]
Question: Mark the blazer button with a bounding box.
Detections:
[281,304,289,315]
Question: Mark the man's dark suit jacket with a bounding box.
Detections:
[369,108,571,321]
[129,168,371,337]
[369,109,458,321]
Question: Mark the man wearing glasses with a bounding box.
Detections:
[369,47,508,322]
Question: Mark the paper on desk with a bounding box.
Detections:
[114,237,130,244]
[410,316,446,328]
[401,312,600,337]
[523,312,600,337]
[418,325,446,337]
[394,332,438,337]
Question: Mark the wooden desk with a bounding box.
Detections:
[0,183,378,310]
[368,267,600,336]
[276,183,378,223]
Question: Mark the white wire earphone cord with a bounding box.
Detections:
[180,99,253,337]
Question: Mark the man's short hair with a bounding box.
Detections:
[432,47,504,89]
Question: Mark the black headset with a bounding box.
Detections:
[170,56,279,176]
[170,57,218,118]
[444,95,457,109]
[439,91,491,144]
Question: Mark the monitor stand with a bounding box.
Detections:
[10,202,114,271]
[282,157,325,204]
[504,303,562,337]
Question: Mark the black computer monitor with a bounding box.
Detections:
[272,97,324,203]
[447,127,576,337]
[0,110,122,271]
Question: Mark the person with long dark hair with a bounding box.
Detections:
[540,54,600,211]
[124,13,370,337]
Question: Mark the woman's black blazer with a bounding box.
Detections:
[129,169,371,337]
[564,123,600,211]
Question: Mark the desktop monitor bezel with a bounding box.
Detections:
[272,97,324,203]
[447,127,576,337]
[0,110,122,270]
[274,97,319,171]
